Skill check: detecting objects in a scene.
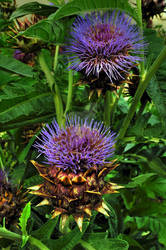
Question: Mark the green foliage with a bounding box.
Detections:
[10,2,58,20]
[19,202,31,247]
[0,0,166,249]
[0,78,55,131]
[51,0,139,24]
[0,54,33,77]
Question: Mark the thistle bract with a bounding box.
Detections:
[67,11,145,82]
[35,117,116,173]
[30,117,121,231]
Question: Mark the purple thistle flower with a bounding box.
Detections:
[34,117,116,173]
[67,11,146,82]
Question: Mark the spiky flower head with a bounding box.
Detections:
[30,117,121,231]
[35,117,116,173]
[142,0,166,23]
[67,11,145,83]
[0,169,26,227]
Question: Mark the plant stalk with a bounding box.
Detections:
[62,64,73,127]
[54,45,60,71]
[39,52,63,126]
[118,45,166,141]
[104,90,112,126]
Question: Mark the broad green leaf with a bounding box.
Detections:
[10,2,58,20]
[145,176,166,199]
[19,202,31,247]
[148,157,166,177]
[51,0,139,24]
[21,19,64,43]
[0,114,54,132]
[0,92,53,123]
[85,238,129,250]
[0,54,33,77]
[125,173,156,188]
[44,222,89,250]
[31,217,58,240]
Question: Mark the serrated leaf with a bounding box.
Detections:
[0,79,55,130]
[51,0,139,25]
[0,54,33,77]
[19,202,31,247]
[19,202,31,236]
[10,2,58,20]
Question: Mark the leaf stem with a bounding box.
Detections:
[54,45,60,71]
[104,90,112,126]
[62,65,73,127]
[39,52,63,126]
[110,85,124,125]
[118,45,166,141]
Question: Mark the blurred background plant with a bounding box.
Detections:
[0,0,166,249]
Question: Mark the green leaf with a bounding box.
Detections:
[125,173,156,188]
[44,222,89,250]
[51,0,139,24]
[21,19,64,43]
[147,78,166,128]
[0,54,33,77]
[148,157,166,177]
[31,217,58,240]
[19,202,31,247]
[0,79,55,131]
[10,2,58,20]
[85,238,129,250]
[134,216,166,247]
[145,176,166,199]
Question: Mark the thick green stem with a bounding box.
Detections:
[0,228,49,250]
[39,52,63,126]
[54,45,59,71]
[104,90,112,126]
[118,45,166,141]
[110,85,124,125]
[136,0,145,75]
[62,65,73,127]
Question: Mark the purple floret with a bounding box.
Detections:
[34,117,116,173]
[67,11,146,82]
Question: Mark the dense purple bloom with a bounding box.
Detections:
[67,11,145,82]
[34,117,116,173]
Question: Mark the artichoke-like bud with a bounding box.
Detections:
[142,0,166,26]
[0,170,26,227]
[29,117,122,231]
[66,11,146,97]
[8,15,44,65]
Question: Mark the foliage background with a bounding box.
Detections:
[0,0,166,249]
